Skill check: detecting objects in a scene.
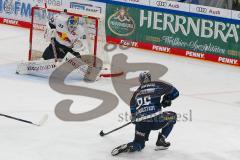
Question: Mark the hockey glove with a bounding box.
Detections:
[162,98,172,108]
[162,95,172,108]
[130,114,136,124]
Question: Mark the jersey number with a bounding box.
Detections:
[137,95,151,108]
[58,24,64,28]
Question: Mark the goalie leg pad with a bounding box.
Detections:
[16,59,57,78]
[63,53,101,81]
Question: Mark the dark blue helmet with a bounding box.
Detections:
[139,72,151,84]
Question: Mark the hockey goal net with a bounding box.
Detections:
[29,6,123,77]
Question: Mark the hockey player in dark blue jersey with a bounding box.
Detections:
[111,72,179,156]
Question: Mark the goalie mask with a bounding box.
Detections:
[139,72,151,85]
[67,15,79,32]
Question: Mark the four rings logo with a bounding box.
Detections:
[156,1,167,7]
[196,7,207,13]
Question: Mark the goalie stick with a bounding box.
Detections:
[0,113,48,126]
[51,38,58,62]
[43,0,58,62]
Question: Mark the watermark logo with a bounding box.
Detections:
[49,56,118,121]
[118,110,193,123]
[108,7,135,37]
[49,53,168,121]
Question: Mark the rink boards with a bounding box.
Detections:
[0,0,240,66]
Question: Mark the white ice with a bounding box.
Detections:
[0,24,240,160]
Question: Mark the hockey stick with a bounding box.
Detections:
[0,113,48,126]
[99,121,132,137]
[51,38,58,62]
[43,0,58,62]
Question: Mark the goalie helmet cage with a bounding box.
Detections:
[29,6,123,78]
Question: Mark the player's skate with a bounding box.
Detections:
[155,133,170,151]
[111,144,130,156]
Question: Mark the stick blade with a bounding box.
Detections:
[99,130,105,137]
[36,114,48,126]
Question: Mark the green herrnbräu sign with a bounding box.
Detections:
[106,4,240,59]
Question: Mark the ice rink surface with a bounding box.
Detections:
[0,24,240,160]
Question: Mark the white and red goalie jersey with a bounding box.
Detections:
[45,13,89,53]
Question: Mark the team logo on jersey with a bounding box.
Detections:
[57,32,71,43]
[3,0,14,14]
[108,7,135,37]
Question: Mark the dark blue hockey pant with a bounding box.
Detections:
[128,111,177,152]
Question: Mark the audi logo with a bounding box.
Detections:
[196,7,207,13]
[156,1,167,7]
